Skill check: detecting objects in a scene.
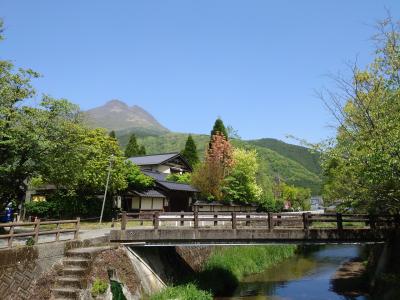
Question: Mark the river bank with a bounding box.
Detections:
[149,245,297,299]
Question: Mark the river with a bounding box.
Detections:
[217,245,369,300]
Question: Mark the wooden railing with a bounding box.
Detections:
[119,211,399,232]
[0,218,80,248]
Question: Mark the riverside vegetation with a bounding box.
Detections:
[149,245,297,299]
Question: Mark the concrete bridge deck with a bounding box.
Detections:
[110,227,391,245]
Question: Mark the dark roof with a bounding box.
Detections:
[132,189,166,198]
[157,181,198,192]
[142,170,168,181]
[127,153,180,166]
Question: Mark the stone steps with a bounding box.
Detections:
[52,287,80,300]
[55,276,83,289]
[51,245,115,299]
[63,258,91,268]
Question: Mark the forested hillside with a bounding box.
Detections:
[247,138,321,175]
[116,131,322,194]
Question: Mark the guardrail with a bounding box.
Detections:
[119,211,400,232]
[0,218,80,248]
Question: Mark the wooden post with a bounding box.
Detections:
[336,213,343,232]
[214,214,218,226]
[154,212,159,229]
[303,213,309,232]
[121,211,127,230]
[55,222,61,241]
[74,217,80,240]
[8,223,14,248]
[34,218,40,243]
[180,211,184,226]
[246,214,251,226]
[111,218,115,228]
[232,212,237,229]
[268,212,273,231]
[277,214,282,226]
[194,211,199,229]
[369,214,376,230]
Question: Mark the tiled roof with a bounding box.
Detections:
[127,153,179,166]
[133,189,166,198]
[142,170,168,181]
[157,181,198,192]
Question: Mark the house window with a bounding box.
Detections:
[32,195,46,202]
[152,197,164,210]
[141,198,152,210]
[131,197,140,209]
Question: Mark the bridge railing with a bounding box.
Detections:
[0,218,80,248]
[119,211,399,231]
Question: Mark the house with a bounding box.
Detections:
[122,152,198,212]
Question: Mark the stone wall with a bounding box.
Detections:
[0,236,109,300]
[0,243,65,300]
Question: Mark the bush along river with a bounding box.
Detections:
[149,244,400,300]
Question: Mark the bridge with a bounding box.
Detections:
[110,212,399,245]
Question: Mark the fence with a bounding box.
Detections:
[0,218,80,248]
[119,211,400,232]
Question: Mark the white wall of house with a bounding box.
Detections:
[156,165,171,174]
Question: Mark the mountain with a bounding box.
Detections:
[83,100,169,135]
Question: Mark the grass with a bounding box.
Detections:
[205,245,296,279]
[149,283,212,300]
[195,245,297,296]
[311,221,367,229]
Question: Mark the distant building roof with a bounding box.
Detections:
[142,170,168,181]
[128,153,181,166]
[157,181,198,192]
[132,189,166,198]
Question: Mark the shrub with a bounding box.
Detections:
[25,237,35,247]
[24,201,55,218]
[150,283,212,300]
[91,279,108,297]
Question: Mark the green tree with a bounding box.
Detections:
[210,118,228,140]
[222,148,262,204]
[125,161,154,190]
[165,172,191,184]
[109,130,116,139]
[124,133,146,157]
[320,17,400,213]
[181,134,199,167]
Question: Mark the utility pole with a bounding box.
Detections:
[100,155,113,224]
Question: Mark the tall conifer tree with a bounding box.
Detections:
[181,134,199,167]
[125,133,146,157]
[211,118,228,140]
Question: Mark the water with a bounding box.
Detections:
[217,245,368,300]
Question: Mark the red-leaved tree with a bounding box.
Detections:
[192,133,234,200]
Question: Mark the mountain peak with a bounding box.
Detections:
[84,100,169,134]
[105,99,128,107]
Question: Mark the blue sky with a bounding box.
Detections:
[1,1,399,143]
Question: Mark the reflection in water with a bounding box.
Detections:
[216,245,368,300]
